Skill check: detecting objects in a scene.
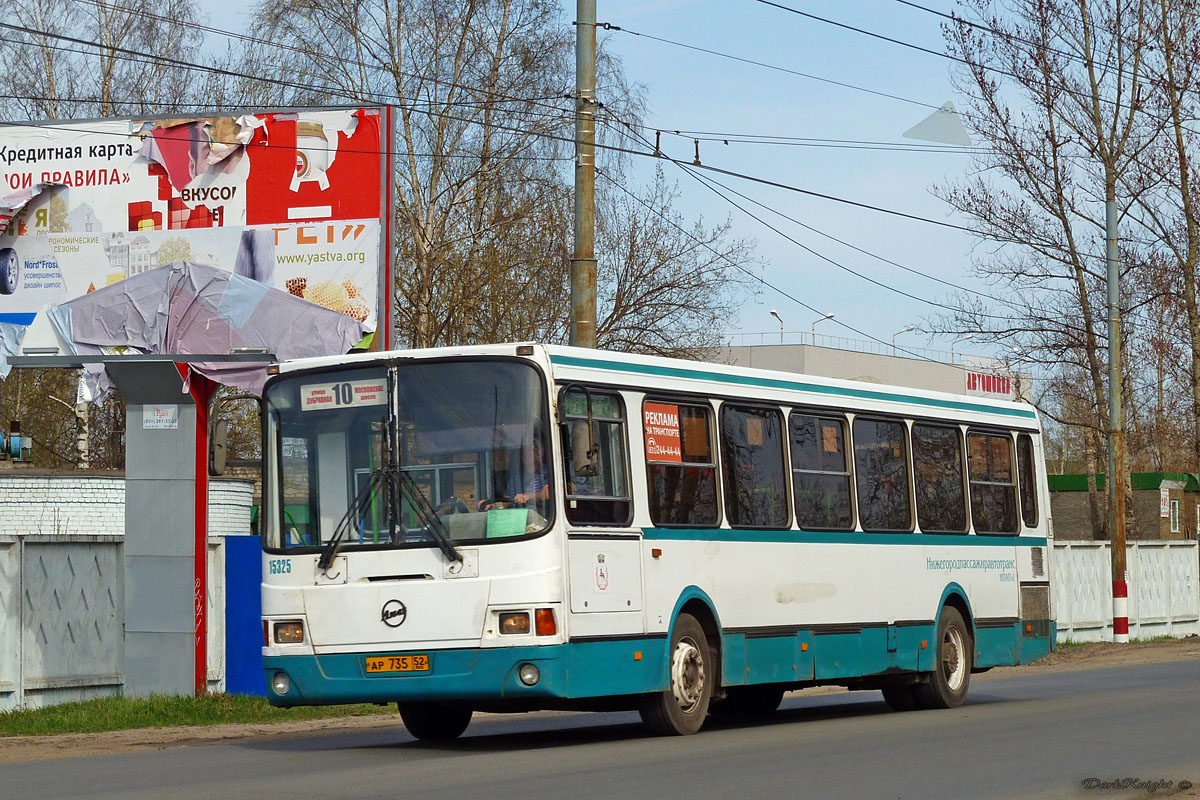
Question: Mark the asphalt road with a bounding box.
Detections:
[3,660,1199,800]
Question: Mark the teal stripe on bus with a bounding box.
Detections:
[549,353,1039,420]
[643,528,1047,547]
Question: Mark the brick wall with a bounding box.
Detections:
[0,473,254,537]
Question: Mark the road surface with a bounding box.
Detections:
[2,659,1198,800]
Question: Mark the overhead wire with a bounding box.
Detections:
[596,114,1024,326]
[600,112,1050,317]
[61,0,578,118]
[593,160,1024,373]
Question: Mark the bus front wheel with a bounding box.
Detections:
[639,613,714,735]
[398,701,472,740]
[914,606,972,709]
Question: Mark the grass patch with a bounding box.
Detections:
[0,693,392,737]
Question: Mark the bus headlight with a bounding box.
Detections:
[273,621,304,644]
[272,672,291,695]
[518,663,540,686]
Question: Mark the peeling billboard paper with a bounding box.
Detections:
[0,321,27,378]
[0,107,390,347]
[56,261,368,395]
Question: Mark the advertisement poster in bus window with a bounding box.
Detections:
[0,107,390,339]
[643,402,682,463]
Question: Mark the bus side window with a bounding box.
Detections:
[911,423,968,534]
[644,400,719,526]
[968,431,1018,534]
[853,416,913,532]
[720,405,789,529]
[1016,433,1039,528]
[558,389,632,526]
[789,412,854,531]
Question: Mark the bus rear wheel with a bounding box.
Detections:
[914,606,972,709]
[397,701,472,740]
[640,613,714,735]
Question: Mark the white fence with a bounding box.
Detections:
[0,477,252,711]
[1052,540,1200,642]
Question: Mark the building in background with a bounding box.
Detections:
[713,337,1032,403]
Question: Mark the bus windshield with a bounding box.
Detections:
[263,359,552,552]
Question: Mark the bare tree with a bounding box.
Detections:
[933,0,1156,527]
[0,0,204,120]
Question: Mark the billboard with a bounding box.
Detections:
[0,107,391,346]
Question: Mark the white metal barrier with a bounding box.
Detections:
[1053,541,1200,642]
[0,478,252,711]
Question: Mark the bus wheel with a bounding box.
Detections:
[880,685,919,712]
[914,606,972,709]
[640,613,713,735]
[398,701,473,740]
[709,685,784,717]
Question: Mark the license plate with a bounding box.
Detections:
[365,654,430,674]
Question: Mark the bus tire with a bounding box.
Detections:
[914,606,972,709]
[709,685,784,717]
[639,613,713,735]
[397,701,472,740]
[880,685,920,712]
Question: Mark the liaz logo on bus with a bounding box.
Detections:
[381,599,408,627]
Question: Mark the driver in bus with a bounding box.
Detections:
[479,436,549,510]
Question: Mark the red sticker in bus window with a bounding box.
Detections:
[643,402,683,463]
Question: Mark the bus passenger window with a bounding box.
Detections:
[911,424,967,533]
[644,400,719,526]
[720,405,789,529]
[559,389,632,525]
[968,432,1018,534]
[1016,434,1039,528]
[853,417,912,532]
[789,413,853,530]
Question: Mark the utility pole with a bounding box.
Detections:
[570,0,598,348]
[1106,198,1129,644]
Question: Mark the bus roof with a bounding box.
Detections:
[274,342,1040,428]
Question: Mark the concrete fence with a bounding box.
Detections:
[0,475,254,711]
[1052,540,1200,642]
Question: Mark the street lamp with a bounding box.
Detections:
[951,333,974,362]
[892,325,915,356]
[811,312,834,344]
[769,309,784,344]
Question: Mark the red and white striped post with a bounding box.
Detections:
[1112,577,1129,643]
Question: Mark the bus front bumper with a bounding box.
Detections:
[264,640,666,706]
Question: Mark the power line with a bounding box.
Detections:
[609,24,940,111]
[593,162,1005,373]
[752,0,1024,80]
[0,18,574,121]
[623,123,1041,315]
[602,23,1087,164]
[754,0,1196,140]
[61,0,577,118]
[893,0,1099,71]
[0,20,1119,265]
[597,115,1021,324]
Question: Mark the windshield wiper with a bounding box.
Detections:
[394,469,463,565]
[317,466,462,571]
[317,467,390,571]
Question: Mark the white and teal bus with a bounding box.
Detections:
[260,343,1054,737]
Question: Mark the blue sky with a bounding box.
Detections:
[598,0,984,355]
[197,0,989,358]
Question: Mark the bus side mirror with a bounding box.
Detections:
[570,420,598,478]
[209,418,229,476]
